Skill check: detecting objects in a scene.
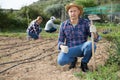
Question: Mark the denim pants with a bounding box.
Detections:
[27,29,42,40]
[57,41,96,66]
[45,27,57,33]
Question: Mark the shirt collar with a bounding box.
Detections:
[66,17,83,25]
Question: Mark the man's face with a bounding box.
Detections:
[68,7,80,20]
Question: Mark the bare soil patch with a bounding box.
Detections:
[0,36,110,80]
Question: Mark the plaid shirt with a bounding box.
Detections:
[27,20,41,34]
[58,18,92,49]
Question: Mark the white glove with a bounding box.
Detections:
[60,45,68,53]
[90,25,97,33]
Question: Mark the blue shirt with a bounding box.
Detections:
[58,18,99,50]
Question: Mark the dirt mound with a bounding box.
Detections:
[0,37,110,80]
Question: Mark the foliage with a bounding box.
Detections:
[44,4,64,18]
[54,19,61,24]
[75,0,97,7]
[97,23,120,66]
[19,6,44,19]
[106,39,120,66]
[0,9,9,31]
[75,64,119,80]
[0,9,28,32]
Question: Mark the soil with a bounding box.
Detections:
[0,36,110,80]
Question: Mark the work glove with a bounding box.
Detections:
[60,45,69,53]
[90,25,97,33]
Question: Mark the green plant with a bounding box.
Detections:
[54,19,61,24]
[106,39,120,66]
[75,65,119,80]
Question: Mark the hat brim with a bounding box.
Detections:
[65,3,83,15]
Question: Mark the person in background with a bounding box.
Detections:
[26,16,43,40]
[44,16,57,33]
[57,3,101,72]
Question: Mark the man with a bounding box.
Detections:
[44,16,57,33]
[57,3,100,72]
[26,16,42,40]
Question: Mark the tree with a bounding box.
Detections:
[44,4,64,18]
[0,9,10,31]
[75,0,97,7]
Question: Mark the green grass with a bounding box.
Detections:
[74,64,119,80]
[41,30,59,39]
[97,23,120,41]
[0,28,59,39]
[0,32,26,38]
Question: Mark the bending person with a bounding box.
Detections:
[26,16,43,40]
[44,16,57,33]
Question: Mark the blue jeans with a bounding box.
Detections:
[27,29,42,40]
[45,27,57,33]
[57,41,96,66]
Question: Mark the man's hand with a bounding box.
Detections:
[60,45,68,53]
[90,25,97,33]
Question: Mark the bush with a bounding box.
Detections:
[106,39,120,66]
[54,19,61,24]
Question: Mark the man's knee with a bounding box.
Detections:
[57,58,65,66]
[86,41,96,50]
[57,53,67,66]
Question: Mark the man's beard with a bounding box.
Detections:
[70,16,77,20]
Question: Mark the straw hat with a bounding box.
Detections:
[65,3,83,15]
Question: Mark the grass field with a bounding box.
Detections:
[0,28,59,39]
